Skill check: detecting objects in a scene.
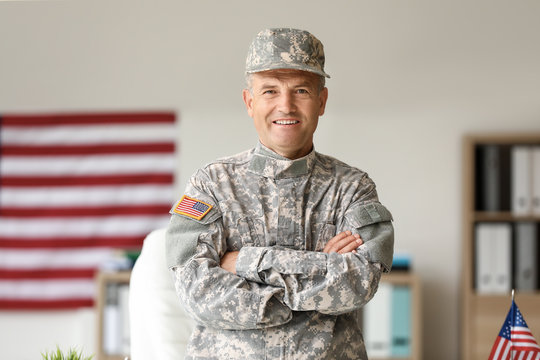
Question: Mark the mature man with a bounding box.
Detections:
[166,28,394,359]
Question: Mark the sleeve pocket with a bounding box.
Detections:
[344,202,394,272]
[344,202,393,228]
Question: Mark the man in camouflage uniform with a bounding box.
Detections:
[166,28,394,359]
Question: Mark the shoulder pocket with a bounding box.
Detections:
[166,196,223,269]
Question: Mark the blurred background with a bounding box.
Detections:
[1,1,539,359]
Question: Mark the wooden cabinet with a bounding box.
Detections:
[461,133,540,360]
[368,272,422,360]
[95,271,131,360]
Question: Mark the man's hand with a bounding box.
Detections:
[220,251,239,274]
[323,231,363,254]
[220,231,361,273]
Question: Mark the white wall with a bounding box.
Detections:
[1,1,539,359]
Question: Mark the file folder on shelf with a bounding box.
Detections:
[532,146,540,216]
[475,223,512,294]
[514,222,537,291]
[511,146,532,216]
[363,282,392,357]
[391,285,411,356]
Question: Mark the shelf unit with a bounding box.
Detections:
[95,271,131,360]
[371,272,422,360]
[461,133,540,360]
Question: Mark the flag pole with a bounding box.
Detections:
[511,289,515,360]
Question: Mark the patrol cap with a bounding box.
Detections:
[245,28,330,78]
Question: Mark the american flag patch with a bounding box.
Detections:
[174,195,213,220]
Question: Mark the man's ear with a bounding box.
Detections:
[242,89,254,118]
[318,87,328,116]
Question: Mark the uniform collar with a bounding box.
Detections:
[248,142,316,179]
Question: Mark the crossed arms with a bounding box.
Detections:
[220,231,364,274]
[166,194,393,330]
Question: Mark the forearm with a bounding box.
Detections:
[235,245,383,314]
[234,202,394,314]
[167,214,292,330]
[172,258,291,330]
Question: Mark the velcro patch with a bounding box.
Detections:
[173,195,213,220]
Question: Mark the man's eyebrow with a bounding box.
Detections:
[258,82,278,89]
[294,81,316,88]
[258,80,316,89]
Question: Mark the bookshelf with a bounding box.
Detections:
[95,271,131,360]
[367,272,422,360]
[461,133,540,360]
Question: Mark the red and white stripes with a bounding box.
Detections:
[0,112,176,309]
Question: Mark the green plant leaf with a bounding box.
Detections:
[41,346,94,360]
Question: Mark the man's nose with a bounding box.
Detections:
[277,92,296,113]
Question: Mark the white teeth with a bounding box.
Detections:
[274,120,298,125]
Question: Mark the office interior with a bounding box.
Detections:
[1,1,539,359]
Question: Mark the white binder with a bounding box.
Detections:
[492,223,512,294]
[475,223,512,294]
[363,282,392,357]
[475,224,494,293]
[532,146,540,216]
[511,146,532,216]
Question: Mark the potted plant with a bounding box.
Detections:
[41,346,94,360]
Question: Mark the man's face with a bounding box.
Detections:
[242,69,328,160]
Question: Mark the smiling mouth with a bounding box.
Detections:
[273,120,299,125]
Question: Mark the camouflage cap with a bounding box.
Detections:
[245,28,330,78]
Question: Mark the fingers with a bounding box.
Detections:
[323,231,363,254]
[322,231,349,253]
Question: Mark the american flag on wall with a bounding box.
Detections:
[0,112,176,309]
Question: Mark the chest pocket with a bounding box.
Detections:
[312,222,336,251]
[219,199,266,250]
[304,208,337,251]
[236,217,265,249]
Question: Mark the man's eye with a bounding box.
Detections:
[297,89,309,94]
[262,90,276,95]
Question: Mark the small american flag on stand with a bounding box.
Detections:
[489,297,540,360]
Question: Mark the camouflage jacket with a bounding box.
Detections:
[166,143,394,359]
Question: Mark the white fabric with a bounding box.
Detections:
[2,123,176,145]
[129,228,195,359]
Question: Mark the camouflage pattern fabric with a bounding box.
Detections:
[166,143,394,359]
[245,28,330,78]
